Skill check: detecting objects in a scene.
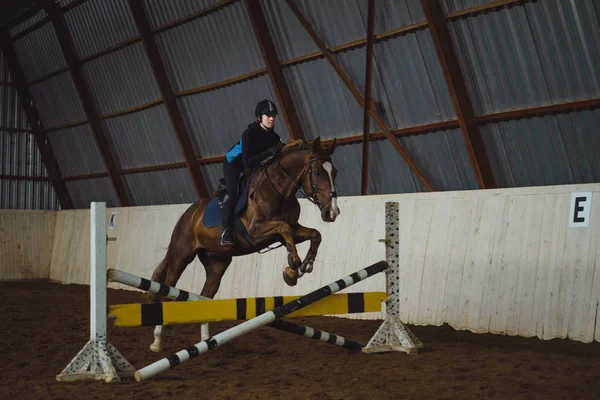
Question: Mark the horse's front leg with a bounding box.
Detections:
[251,220,302,286]
[291,224,321,275]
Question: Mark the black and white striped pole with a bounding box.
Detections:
[108,268,364,351]
[135,260,389,381]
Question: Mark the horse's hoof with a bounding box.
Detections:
[300,261,314,274]
[283,270,298,286]
[149,343,162,353]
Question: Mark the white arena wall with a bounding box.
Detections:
[1,183,599,343]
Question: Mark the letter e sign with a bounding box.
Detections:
[569,192,592,228]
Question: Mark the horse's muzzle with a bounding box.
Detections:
[321,205,340,222]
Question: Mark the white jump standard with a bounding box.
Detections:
[134,260,389,382]
[55,202,135,383]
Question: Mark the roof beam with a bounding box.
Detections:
[244,0,305,141]
[0,174,50,182]
[0,28,73,209]
[45,1,131,206]
[421,0,496,189]
[128,0,210,198]
[361,0,375,195]
[285,0,435,192]
[58,120,460,182]
[477,98,600,122]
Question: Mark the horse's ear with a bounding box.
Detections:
[327,138,337,155]
[311,137,321,152]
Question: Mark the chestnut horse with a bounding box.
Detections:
[148,137,340,352]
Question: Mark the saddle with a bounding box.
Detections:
[202,169,255,229]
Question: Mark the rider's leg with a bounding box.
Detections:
[221,160,241,246]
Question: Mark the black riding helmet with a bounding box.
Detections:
[255,99,279,118]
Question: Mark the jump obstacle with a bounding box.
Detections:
[56,201,422,383]
[108,268,385,327]
[107,268,382,350]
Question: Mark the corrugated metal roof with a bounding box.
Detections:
[101,104,185,169]
[373,31,456,127]
[200,162,223,194]
[178,74,290,158]
[12,22,67,83]
[1,179,51,209]
[266,0,454,138]
[481,110,600,188]
[371,0,425,33]
[81,42,161,115]
[331,128,479,196]
[28,72,86,128]
[263,0,424,59]
[0,50,5,78]
[142,0,224,28]
[0,131,46,177]
[397,128,479,191]
[331,140,418,196]
[283,59,363,141]
[154,1,264,92]
[440,0,495,14]
[59,0,79,7]
[290,0,369,48]
[63,0,138,59]
[46,124,106,177]
[0,85,31,131]
[0,50,59,211]
[8,10,49,37]
[123,169,197,206]
[0,179,58,210]
[261,0,320,60]
[66,177,118,208]
[447,0,600,115]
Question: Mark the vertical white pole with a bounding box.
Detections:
[56,202,134,382]
[90,202,107,342]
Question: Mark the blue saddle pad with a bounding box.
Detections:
[202,172,254,228]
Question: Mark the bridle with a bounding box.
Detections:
[263,154,336,212]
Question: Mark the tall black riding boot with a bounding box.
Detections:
[220,195,235,246]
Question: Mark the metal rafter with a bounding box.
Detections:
[0,28,73,209]
[361,0,375,195]
[45,1,131,206]
[244,0,305,141]
[285,0,435,192]
[0,174,50,182]
[421,0,496,189]
[128,0,210,199]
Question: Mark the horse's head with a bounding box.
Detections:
[299,137,341,222]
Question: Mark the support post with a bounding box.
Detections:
[56,202,135,382]
[362,202,424,354]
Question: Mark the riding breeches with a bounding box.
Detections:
[222,160,243,203]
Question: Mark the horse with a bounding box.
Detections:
[148,137,340,352]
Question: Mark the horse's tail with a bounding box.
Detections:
[146,256,169,303]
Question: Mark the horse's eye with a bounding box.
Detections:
[314,170,320,176]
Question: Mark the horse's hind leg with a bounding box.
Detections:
[149,248,197,353]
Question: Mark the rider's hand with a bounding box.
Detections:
[270,140,285,155]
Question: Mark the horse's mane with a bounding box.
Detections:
[282,139,309,151]
[282,138,332,159]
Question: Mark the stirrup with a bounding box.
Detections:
[220,229,234,246]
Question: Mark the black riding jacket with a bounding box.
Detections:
[225,121,282,168]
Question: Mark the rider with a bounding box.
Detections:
[220,99,286,246]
